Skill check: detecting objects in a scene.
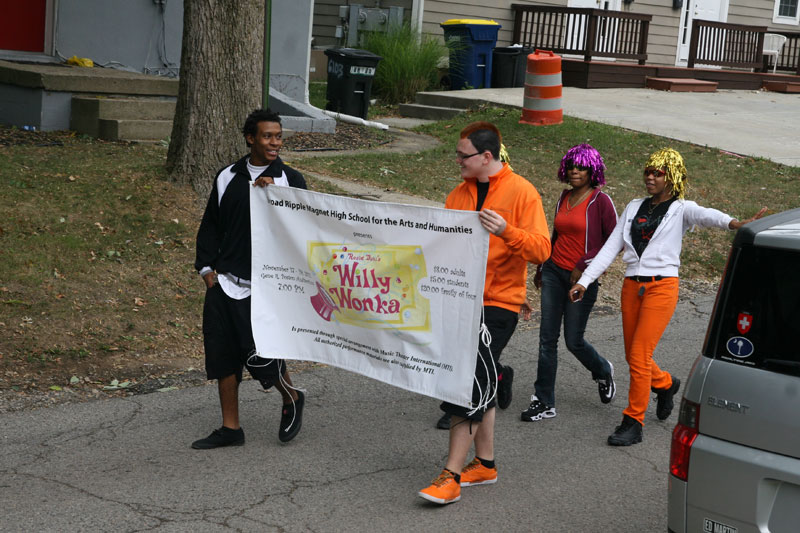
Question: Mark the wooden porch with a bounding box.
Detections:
[511,4,800,90]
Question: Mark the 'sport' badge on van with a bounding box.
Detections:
[726,337,754,358]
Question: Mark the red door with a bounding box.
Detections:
[0,0,47,52]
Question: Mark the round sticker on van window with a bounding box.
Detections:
[726,336,754,358]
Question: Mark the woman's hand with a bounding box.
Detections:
[729,207,768,230]
[569,283,586,302]
[533,268,543,289]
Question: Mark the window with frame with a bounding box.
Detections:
[774,0,800,25]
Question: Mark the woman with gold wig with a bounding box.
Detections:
[569,148,766,446]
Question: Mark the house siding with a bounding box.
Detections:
[422,0,561,46]
[627,1,683,66]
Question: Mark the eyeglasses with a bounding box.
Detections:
[456,151,482,161]
[644,168,667,178]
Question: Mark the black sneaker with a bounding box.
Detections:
[654,377,681,421]
[278,390,305,443]
[520,395,556,422]
[497,366,514,409]
[436,412,452,430]
[191,426,244,449]
[607,415,643,446]
[596,361,616,404]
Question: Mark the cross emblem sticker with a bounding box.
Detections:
[737,312,752,334]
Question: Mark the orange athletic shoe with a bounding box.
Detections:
[418,469,461,504]
[460,458,497,487]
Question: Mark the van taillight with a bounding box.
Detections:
[669,399,699,481]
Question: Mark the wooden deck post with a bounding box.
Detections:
[584,11,598,62]
[639,19,650,65]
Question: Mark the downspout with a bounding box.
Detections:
[262,0,271,109]
[411,0,424,34]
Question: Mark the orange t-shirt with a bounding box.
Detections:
[550,193,589,271]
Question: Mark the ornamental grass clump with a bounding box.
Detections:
[361,24,447,104]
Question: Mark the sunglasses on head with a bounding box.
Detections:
[644,168,667,178]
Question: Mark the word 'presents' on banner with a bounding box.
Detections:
[250,186,489,408]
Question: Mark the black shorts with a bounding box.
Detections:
[440,306,519,421]
[202,284,285,388]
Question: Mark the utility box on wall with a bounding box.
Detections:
[337,4,404,47]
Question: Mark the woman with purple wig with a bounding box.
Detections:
[521,144,618,423]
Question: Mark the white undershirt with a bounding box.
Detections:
[214,159,289,299]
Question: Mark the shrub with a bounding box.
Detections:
[361,24,447,104]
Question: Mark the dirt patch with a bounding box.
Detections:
[283,122,394,152]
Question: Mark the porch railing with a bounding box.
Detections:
[687,20,767,70]
[511,4,651,64]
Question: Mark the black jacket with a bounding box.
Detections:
[194,155,307,280]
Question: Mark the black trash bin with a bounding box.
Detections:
[324,48,382,119]
[492,47,532,88]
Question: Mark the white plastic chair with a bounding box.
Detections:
[763,33,787,74]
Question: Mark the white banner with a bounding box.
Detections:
[250,186,489,407]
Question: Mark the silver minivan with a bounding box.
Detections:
[668,207,800,533]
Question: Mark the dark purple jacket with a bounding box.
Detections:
[544,188,618,273]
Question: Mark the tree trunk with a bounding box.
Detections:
[167,0,264,197]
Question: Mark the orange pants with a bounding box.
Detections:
[620,277,679,425]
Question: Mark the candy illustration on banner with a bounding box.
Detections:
[309,281,339,321]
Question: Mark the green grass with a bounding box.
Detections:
[1,108,797,392]
[291,106,799,278]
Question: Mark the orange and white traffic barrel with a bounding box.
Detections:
[519,49,563,126]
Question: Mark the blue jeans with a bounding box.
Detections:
[534,260,611,407]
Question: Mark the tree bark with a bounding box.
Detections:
[167,0,264,197]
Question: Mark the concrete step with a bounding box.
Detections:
[762,80,800,93]
[71,96,175,138]
[414,92,476,109]
[646,77,718,92]
[398,103,464,120]
[97,118,172,142]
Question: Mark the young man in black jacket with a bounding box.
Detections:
[192,109,307,449]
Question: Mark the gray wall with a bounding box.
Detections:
[271,0,314,103]
[55,0,183,76]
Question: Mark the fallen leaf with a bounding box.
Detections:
[134,297,146,306]
[49,385,62,391]
[70,376,80,384]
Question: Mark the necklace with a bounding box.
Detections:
[566,188,591,211]
[648,195,671,215]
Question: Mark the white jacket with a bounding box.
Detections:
[577,197,733,287]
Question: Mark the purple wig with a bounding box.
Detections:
[558,143,606,187]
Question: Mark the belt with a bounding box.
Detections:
[626,275,669,283]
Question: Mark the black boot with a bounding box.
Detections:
[654,377,681,421]
[607,415,643,446]
[436,412,452,430]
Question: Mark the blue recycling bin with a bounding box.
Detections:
[441,19,501,90]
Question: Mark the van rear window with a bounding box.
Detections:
[706,245,800,376]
